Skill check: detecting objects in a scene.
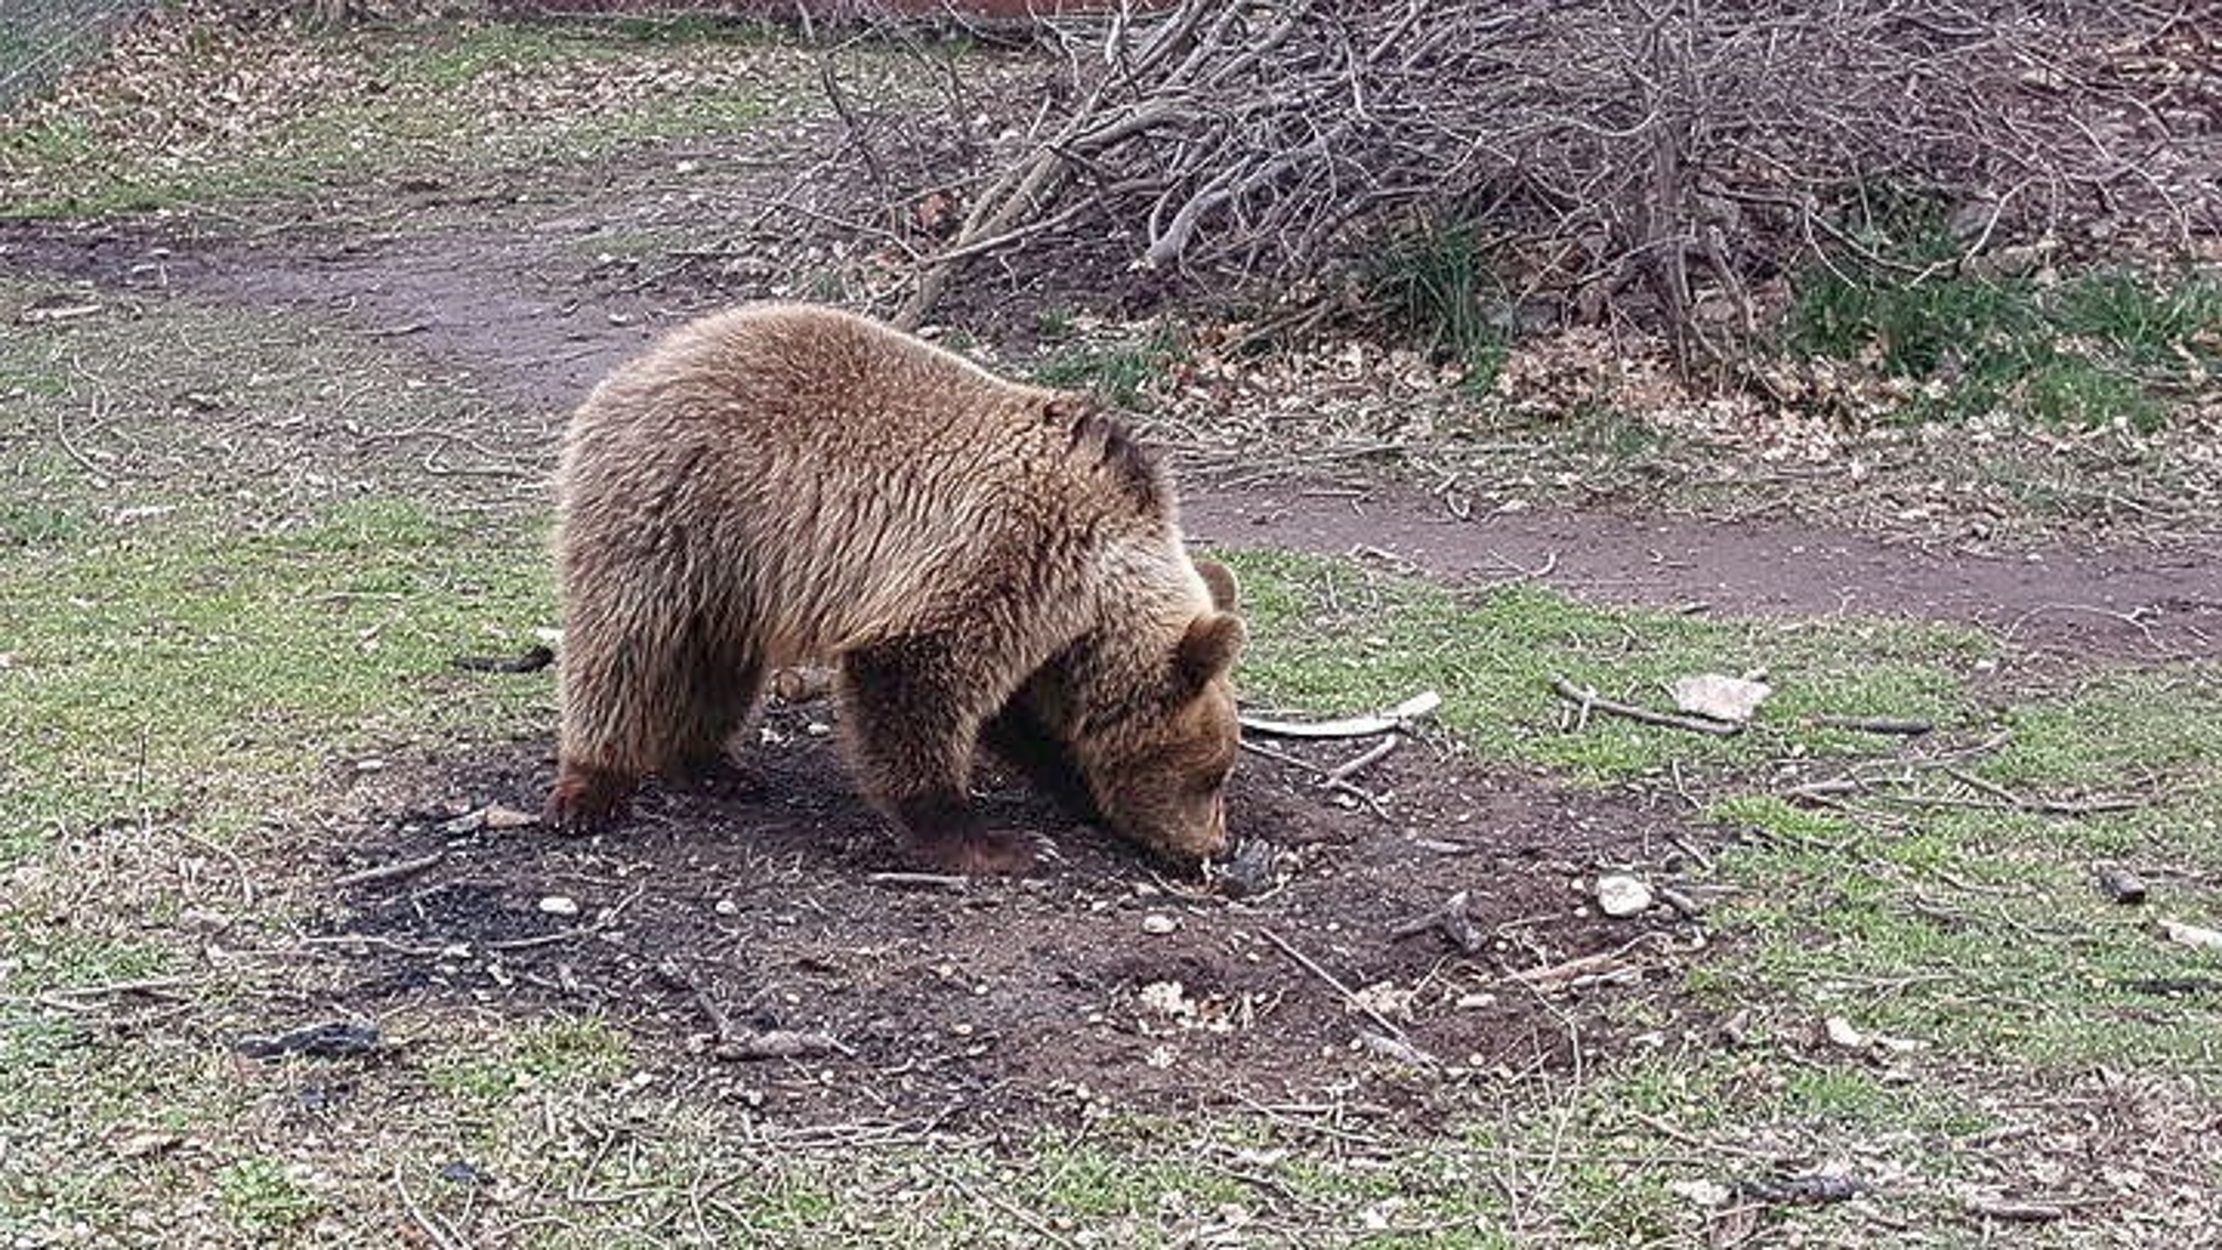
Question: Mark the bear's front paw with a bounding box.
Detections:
[546,761,637,834]
[907,829,1043,876]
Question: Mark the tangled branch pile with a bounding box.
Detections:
[895,0,2219,346]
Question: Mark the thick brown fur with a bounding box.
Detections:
[547,303,1244,874]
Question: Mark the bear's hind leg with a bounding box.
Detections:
[837,638,1037,875]
[667,653,767,800]
[549,604,763,832]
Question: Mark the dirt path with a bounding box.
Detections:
[1186,486,2222,661]
[12,222,2220,660]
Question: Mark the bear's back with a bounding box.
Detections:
[557,303,1181,660]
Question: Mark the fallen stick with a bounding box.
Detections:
[1943,767,2145,816]
[715,1029,852,1061]
[1509,932,1668,988]
[1388,889,1482,953]
[866,872,971,891]
[1323,735,1401,785]
[1812,713,1933,736]
[1257,929,1434,1063]
[1240,690,1441,739]
[1549,677,1742,737]
[452,645,555,674]
[1237,738,1386,811]
[1509,950,1630,986]
[333,851,447,888]
[1963,1195,2068,1223]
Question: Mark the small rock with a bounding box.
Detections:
[1595,874,1654,918]
[482,804,537,830]
[1669,672,1772,724]
[714,898,740,916]
[353,758,387,773]
[1141,913,1179,935]
[1216,839,1276,899]
[538,895,581,918]
[2095,867,2148,905]
[1824,1015,1868,1049]
[1668,1178,1732,1207]
[1356,1030,1436,1067]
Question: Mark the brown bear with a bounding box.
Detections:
[545,302,1244,875]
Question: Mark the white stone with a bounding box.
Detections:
[1595,874,1654,917]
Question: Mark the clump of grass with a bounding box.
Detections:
[1786,196,2221,429]
[1367,219,1510,394]
[217,1157,322,1239]
[1034,325,1186,411]
[0,496,555,859]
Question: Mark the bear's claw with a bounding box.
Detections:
[546,760,637,835]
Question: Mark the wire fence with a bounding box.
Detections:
[0,0,152,106]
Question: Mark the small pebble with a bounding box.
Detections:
[1141,913,1179,935]
[538,895,581,918]
[2095,866,2148,905]
[1595,874,1654,918]
[482,804,537,830]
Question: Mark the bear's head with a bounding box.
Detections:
[1083,558,1246,863]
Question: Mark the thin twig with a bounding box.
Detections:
[394,1163,468,1250]
[1812,714,1934,736]
[1257,928,1433,1062]
[1322,735,1401,785]
[1550,677,1742,737]
[333,851,447,889]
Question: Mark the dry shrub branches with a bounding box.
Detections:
[895,0,2219,342]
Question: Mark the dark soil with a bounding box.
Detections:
[319,696,1698,1128]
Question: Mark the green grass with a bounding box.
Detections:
[1,266,2216,1242]
[1366,220,1510,394]
[217,1157,323,1238]
[0,496,555,858]
[1221,547,1990,782]
[1695,660,2222,1075]
[1786,202,2222,429]
[1034,325,1186,411]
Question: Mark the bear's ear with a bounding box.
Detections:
[1175,612,1245,694]
[1195,559,1239,611]
[1041,392,1092,424]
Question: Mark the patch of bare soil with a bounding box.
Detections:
[1185,484,2222,663]
[312,698,1697,1127]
